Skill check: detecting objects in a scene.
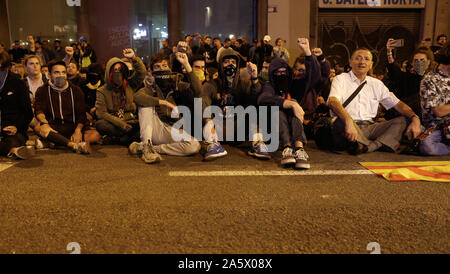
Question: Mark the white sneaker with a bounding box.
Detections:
[294,148,310,170]
[281,147,296,166]
[128,142,144,155]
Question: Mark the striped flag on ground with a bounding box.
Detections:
[360,161,450,182]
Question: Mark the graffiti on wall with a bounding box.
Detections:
[320,16,418,74]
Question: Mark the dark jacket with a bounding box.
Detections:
[203,48,262,108]
[134,71,203,125]
[35,82,87,126]
[258,56,321,110]
[386,62,422,117]
[0,72,34,135]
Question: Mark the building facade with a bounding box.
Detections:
[1,0,448,67]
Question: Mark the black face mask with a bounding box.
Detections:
[153,70,176,92]
[273,75,290,95]
[87,73,101,85]
[224,64,237,77]
[111,72,123,87]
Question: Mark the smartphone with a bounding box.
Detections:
[390,39,404,48]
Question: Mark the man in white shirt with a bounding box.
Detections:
[24,55,48,135]
[327,48,422,154]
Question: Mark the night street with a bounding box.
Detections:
[0,143,448,254]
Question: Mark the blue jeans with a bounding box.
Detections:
[419,129,450,156]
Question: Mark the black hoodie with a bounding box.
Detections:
[258,56,321,108]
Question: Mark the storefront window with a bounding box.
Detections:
[179,0,254,42]
[7,0,77,46]
[130,0,168,64]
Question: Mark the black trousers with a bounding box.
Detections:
[0,133,27,156]
[279,109,307,148]
[44,123,78,147]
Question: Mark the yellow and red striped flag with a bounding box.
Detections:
[360,161,450,182]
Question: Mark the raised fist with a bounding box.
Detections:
[123,48,136,59]
[297,38,311,56]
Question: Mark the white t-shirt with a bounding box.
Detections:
[27,75,44,104]
[327,71,400,121]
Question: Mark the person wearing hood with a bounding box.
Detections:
[95,48,146,146]
[202,47,269,161]
[0,50,35,160]
[386,39,436,119]
[258,57,272,84]
[258,38,313,170]
[80,63,104,125]
[129,52,201,164]
[34,61,100,154]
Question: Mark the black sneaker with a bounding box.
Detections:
[347,141,368,155]
[8,146,35,160]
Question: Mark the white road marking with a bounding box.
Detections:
[0,162,15,173]
[169,170,374,177]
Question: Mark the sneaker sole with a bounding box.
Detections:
[281,158,296,166]
[14,146,36,160]
[295,163,311,170]
[248,151,272,160]
[204,151,228,161]
[142,156,162,164]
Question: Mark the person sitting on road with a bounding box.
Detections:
[201,47,270,161]
[95,49,146,146]
[0,50,35,159]
[258,38,317,170]
[34,61,100,154]
[327,48,422,155]
[419,42,450,156]
[128,52,201,164]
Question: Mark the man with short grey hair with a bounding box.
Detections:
[327,48,422,154]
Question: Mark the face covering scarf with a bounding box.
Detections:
[413,59,430,76]
[111,72,124,87]
[53,76,67,89]
[194,68,206,82]
[153,70,178,95]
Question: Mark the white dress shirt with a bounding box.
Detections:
[328,71,400,121]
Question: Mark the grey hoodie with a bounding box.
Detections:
[202,48,262,108]
[95,56,146,129]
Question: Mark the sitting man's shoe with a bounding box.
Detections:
[141,140,161,164]
[248,141,271,160]
[74,142,91,154]
[281,147,296,166]
[294,148,310,170]
[348,141,368,155]
[100,135,120,145]
[204,142,227,161]
[35,138,55,149]
[128,142,144,156]
[7,146,35,160]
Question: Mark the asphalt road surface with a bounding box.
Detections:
[0,142,448,254]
